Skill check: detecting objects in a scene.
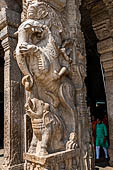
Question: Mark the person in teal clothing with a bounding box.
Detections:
[96,118,109,160]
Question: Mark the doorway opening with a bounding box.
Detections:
[80,3,109,165]
[80,6,107,118]
[0,40,4,149]
[85,32,107,120]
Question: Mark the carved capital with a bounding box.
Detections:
[0,8,21,51]
[91,15,113,79]
[93,21,113,78]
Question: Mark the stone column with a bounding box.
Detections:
[0,8,25,170]
[91,1,113,165]
[15,0,94,169]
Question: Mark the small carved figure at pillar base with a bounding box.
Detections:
[66,132,78,150]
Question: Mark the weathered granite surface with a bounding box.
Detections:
[15,0,94,169]
[1,0,113,169]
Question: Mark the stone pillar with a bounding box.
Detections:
[91,1,113,165]
[94,24,113,165]
[15,0,94,170]
[0,8,25,170]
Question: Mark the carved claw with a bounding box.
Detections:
[22,75,33,91]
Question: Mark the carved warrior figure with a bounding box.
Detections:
[16,0,78,155]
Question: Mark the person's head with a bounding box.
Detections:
[97,118,102,124]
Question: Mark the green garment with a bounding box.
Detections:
[96,123,108,148]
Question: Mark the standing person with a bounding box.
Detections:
[96,118,109,160]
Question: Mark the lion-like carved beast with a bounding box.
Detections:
[25,97,65,156]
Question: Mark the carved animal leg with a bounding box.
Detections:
[39,128,51,156]
[28,133,37,153]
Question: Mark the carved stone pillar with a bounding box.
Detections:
[15,0,94,170]
[0,7,24,170]
[91,1,113,165]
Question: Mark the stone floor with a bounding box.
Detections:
[0,149,113,170]
[95,161,113,170]
[95,157,113,170]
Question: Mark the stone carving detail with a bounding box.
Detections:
[24,148,80,170]
[66,132,78,150]
[16,0,77,149]
[15,0,93,169]
[25,97,64,155]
